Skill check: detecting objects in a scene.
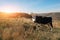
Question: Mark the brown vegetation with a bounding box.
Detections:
[0,12,60,40]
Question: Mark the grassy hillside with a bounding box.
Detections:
[0,17,60,40]
[0,12,60,40]
[0,12,32,18]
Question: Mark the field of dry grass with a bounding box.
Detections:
[0,17,60,40]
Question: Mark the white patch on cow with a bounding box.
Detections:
[32,16,36,22]
[32,18,35,22]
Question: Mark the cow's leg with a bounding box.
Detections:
[50,22,53,28]
[33,23,38,31]
[49,22,53,31]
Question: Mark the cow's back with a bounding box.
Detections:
[34,16,52,24]
[41,17,52,24]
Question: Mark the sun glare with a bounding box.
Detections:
[3,9,15,13]
[1,5,20,13]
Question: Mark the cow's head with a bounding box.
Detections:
[32,18,35,22]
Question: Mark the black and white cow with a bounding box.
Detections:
[32,16,53,31]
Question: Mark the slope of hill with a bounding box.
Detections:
[0,12,32,18]
[0,12,60,40]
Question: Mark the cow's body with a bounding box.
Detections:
[32,16,53,31]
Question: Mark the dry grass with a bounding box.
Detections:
[0,17,60,40]
[53,20,60,28]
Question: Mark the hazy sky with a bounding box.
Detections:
[0,0,60,13]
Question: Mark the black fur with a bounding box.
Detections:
[34,16,53,28]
